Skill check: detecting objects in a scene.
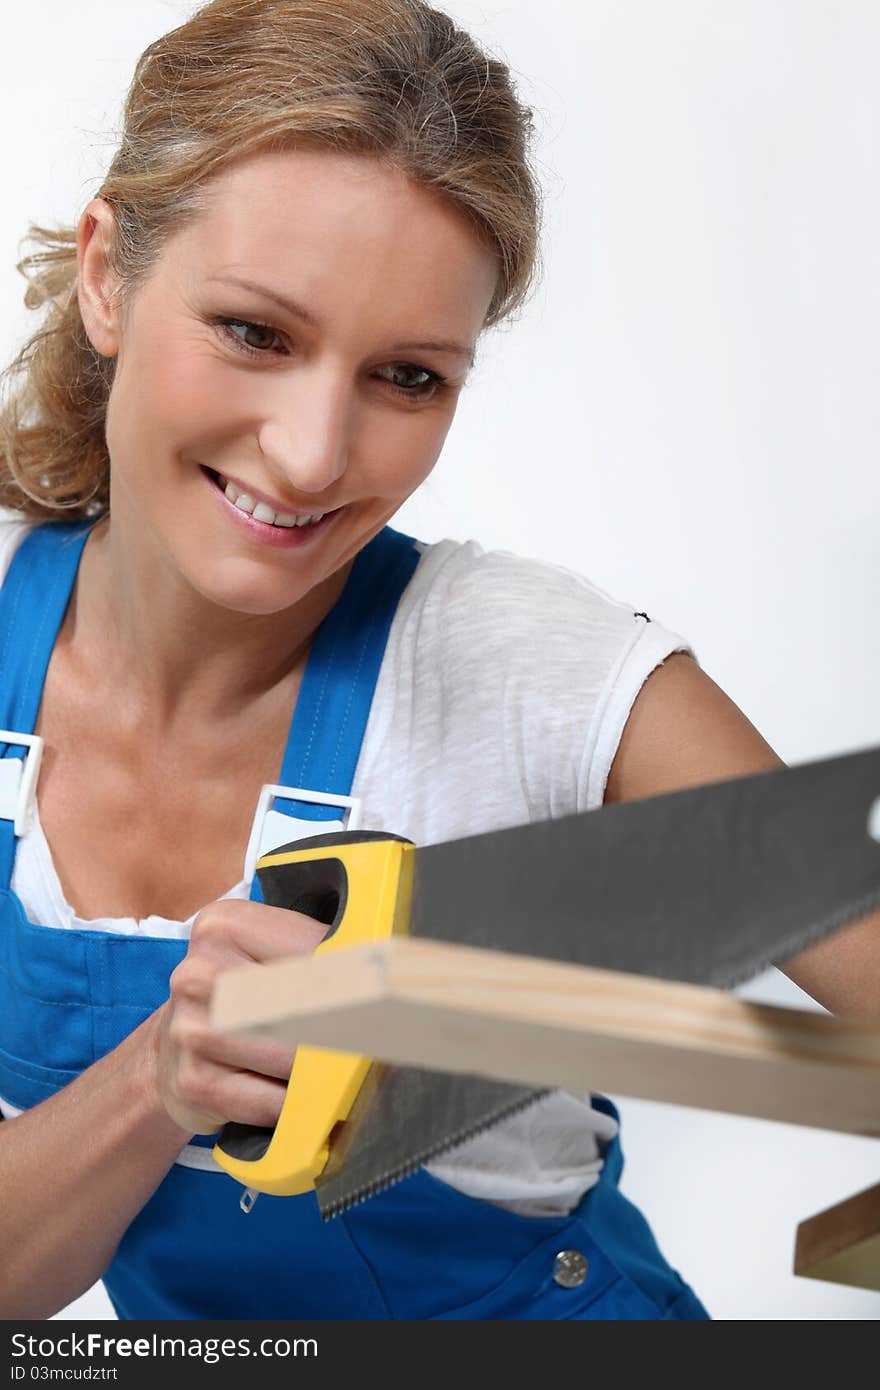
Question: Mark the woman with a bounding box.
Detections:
[0,0,874,1321]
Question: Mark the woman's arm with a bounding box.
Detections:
[0,894,325,1318]
[0,1011,193,1318]
[604,652,880,1017]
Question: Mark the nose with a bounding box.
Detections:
[257,372,350,497]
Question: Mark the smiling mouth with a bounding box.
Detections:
[201,466,334,528]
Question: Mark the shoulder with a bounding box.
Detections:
[406,537,659,651]
[396,537,694,811]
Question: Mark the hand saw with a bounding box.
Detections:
[211,743,880,1214]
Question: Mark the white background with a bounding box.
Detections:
[1,0,877,1320]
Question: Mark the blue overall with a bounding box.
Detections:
[0,519,710,1320]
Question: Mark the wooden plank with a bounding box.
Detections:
[795,1183,880,1292]
[211,936,880,1136]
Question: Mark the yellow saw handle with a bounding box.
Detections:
[212,831,415,1197]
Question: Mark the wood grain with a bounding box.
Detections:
[795,1183,880,1292]
[211,935,880,1136]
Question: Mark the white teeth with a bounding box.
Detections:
[218,473,325,528]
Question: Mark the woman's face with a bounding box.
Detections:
[78,148,498,617]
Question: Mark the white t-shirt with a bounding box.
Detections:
[0,515,693,1215]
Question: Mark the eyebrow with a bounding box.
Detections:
[207,274,475,368]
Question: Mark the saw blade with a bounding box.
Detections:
[314,744,880,1216]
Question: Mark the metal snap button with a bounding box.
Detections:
[553,1249,589,1288]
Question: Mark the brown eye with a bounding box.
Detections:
[220,318,283,354]
[378,363,444,401]
[382,364,432,391]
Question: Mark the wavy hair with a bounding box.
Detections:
[0,0,543,523]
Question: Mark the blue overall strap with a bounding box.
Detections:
[0,521,95,887]
[257,524,421,828]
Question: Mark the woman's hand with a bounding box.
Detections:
[148,898,328,1135]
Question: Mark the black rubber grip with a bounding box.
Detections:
[215,831,409,1167]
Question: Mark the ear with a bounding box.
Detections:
[76,197,123,357]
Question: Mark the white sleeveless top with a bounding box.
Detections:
[0,513,693,1216]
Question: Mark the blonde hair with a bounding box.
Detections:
[0,0,543,523]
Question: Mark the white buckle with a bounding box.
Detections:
[243,783,362,886]
[0,730,44,837]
